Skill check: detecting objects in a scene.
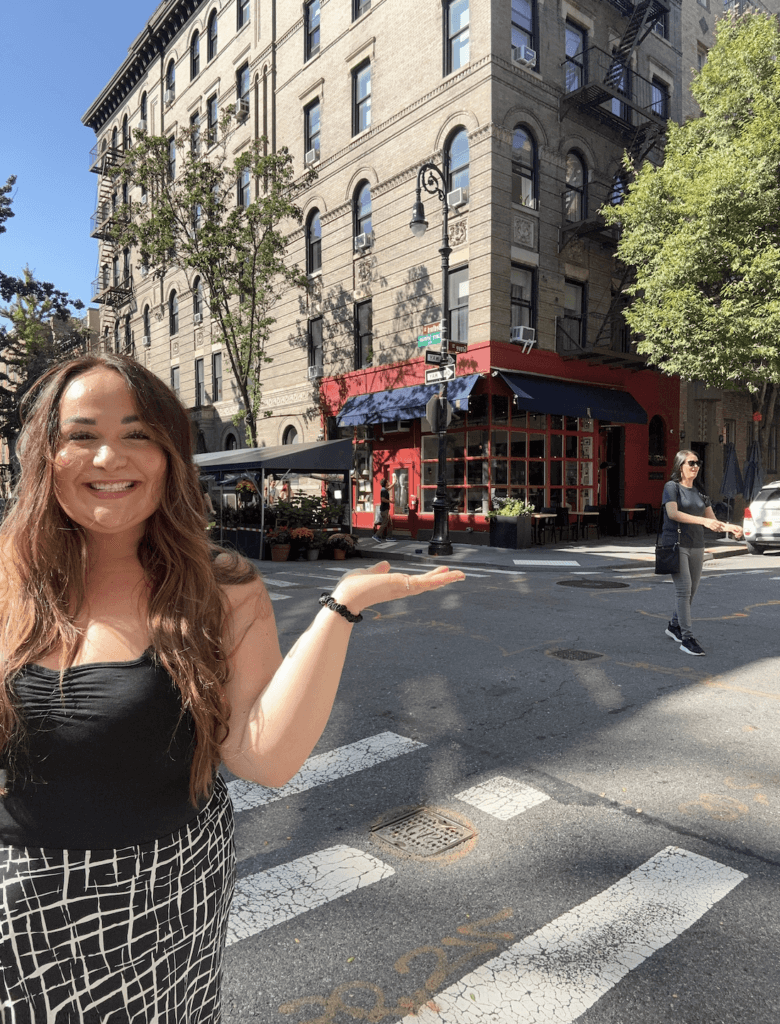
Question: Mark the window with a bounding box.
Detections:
[122,115,129,151]
[237,0,250,29]
[192,201,203,237]
[511,0,535,52]
[238,167,251,207]
[114,321,120,353]
[355,300,373,368]
[207,9,218,60]
[305,0,321,60]
[143,305,151,344]
[648,415,666,465]
[191,31,200,79]
[306,210,322,274]
[165,59,175,100]
[511,126,536,208]
[304,99,321,160]
[169,291,179,335]
[282,426,299,445]
[445,0,469,74]
[609,169,628,205]
[511,265,534,329]
[697,45,708,72]
[447,128,469,194]
[190,111,201,155]
[565,22,586,92]
[122,247,131,284]
[193,277,203,319]
[112,254,120,286]
[236,62,250,114]
[652,11,669,39]
[309,316,323,368]
[140,92,148,124]
[353,61,371,135]
[123,315,132,353]
[354,182,372,237]
[111,126,118,152]
[697,0,709,8]
[168,136,176,180]
[195,358,206,407]
[449,267,469,344]
[170,366,180,395]
[212,352,223,401]
[609,51,631,121]
[354,0,370,19]
[562,280,585,349]
[564,151,586,222]
[207,94,218,145]
[651,77,670,119]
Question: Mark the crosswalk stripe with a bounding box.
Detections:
[403,846,747,1024]
[262,578,299,588]
[268,592,291,601]
[513,559,581,566]
[226,846,394,946]
[227,731,426,812]
[454,776,549,820]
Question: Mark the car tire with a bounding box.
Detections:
[745,540,765,556]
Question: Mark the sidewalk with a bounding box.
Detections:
[356,532,747,572]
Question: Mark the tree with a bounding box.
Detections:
[603,11,780,462]
[113,114,315,447]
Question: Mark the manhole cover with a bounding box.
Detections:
[371,808,476,857]
[549,649,604,661]
[557,579,630,589]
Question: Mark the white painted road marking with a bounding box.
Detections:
[261,578,299,587]
[455,776,549,820]
[513,559,581,566]
[403,846,747,1024]
[226,846,394,946]
[268,592,291,602]
[227,732,426,812]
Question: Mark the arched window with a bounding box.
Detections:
[143,305,151,345]
[306,210,322,274]
[649,415,666,464]
[207,10,218,61]
[166,59,175,99]
[124,315,132,353]
[140,92,148,125]
[447,128,469,195]
[122,114,129,151]
[111,126,118,152]
[354,182,372,237]
[113,320,120,353]
[193,277,203,319]
[512,126,536,208]
[225,432,238,450]
[565,151,586,222]
[169,291,179,335]
[191,31,200,79]
[282,425,299,445]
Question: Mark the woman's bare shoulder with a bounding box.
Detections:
[213,554,272,619]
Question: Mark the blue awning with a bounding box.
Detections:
[499,373,647,424]
[337,374,481,427]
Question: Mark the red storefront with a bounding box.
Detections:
[320,340,679,540]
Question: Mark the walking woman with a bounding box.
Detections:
[661,449,742,656]
[0,354,464,1021]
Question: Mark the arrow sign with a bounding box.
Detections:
[425,364,456,384]
[425,349,444,365]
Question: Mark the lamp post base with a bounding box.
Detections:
[427,539,454,557]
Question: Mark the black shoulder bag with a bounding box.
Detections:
[654,484,682,575]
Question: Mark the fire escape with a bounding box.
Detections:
[89,139,134,354]
[557,0,670,367]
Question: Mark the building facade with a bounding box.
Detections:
[85,0,695,539]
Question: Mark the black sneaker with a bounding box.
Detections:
[665,622,682,641]
[680,637,705,656]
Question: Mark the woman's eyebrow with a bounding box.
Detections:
[61,415,141,426]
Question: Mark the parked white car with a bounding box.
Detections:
[743,481,780,554]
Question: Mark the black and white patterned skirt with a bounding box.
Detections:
[0,774,235,1023]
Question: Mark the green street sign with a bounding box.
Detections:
[417,332,442,348]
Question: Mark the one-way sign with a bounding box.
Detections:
[425,364,456,384]
[425,349,455,366]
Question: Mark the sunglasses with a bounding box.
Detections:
[685,460,700,468]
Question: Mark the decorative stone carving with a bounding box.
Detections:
[449,219,468,247]
[513,213,536,250]
[172,341,179,356]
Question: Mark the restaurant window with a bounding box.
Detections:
[564,151,586,222]
[355,300,372,368]
[448,266,469,344]
[510,265,534,330]
[512,126,536,208]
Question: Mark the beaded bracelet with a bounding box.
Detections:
[318,592,363,623]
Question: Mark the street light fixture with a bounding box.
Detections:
[410,162,453,557]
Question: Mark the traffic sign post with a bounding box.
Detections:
[425,394,453,432]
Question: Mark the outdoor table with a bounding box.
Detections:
[620,507,644,537]
[531,513,556,545]
[571,510,599,541]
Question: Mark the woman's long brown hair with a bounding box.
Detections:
[0,352,256,806]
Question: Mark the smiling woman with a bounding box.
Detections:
[0,354,465,1019]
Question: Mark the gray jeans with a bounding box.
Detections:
[670,545,704,639]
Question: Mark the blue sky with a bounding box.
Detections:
[0,2,160,308]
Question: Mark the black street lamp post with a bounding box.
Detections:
[410,162,453,557]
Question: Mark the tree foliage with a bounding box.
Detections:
[603,11,780,454]
[113,114,315,446]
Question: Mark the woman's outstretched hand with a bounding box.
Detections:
[330,561,466,616]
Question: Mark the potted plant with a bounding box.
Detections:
[486,496,535,549]
[235,478,257,505]
[265,526,292,562]
[290,526,316,560]
[326,532,357,560]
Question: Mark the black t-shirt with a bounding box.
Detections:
[661,481,711,549]
[380,487,390,512]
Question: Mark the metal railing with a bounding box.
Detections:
[89,142,123,173]
[91,274,133,305]
[556,312,642,361]
[561,46,667,130]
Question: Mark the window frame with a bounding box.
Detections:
[651,76,670,119]
[170,365,180,395]
[511,125,536,209]
[564,150,586,222]
[304,98,321,160]
[446,127,469,196]
[353,0,370,20]
[511,0,536,54]
[354,299,373,369]
[207,93,218,146]
[352,60,372,136]
[237,167,251,208]
[165,59,176,99]
[195,357,206,407]
[562,279,586,350]
[308,316,323,369]
[190,111,201,156]
[236,62,250,109]
[191,31,200,79]
[306,210,322,275]
[142,304,151,344]
[169,291,179,336]
[193,277,203,319]
[444,0,469,76]
[564,21,587,93]
[510,264,535,331]
[140,92,148,124]
[211,351,223,402]
[354,181,372,237]
[305,0,321,61]
[207,9,218,61]
[237,0,250,30]
[167,136,176,180]
[448,265,469,345]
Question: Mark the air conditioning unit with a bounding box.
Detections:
[164,88,175,106]
[140,192,148,205]
[512,45,537,68]
[140,265,149,277]
[236,99,250,121]
[510,325,537,351]
[307,363,324,381]
[447,188,467,209]
[304,146,320,166]
[353,232,371,252]
[143,335,151,347]
[194,312,203,324]
[138,119,148,132]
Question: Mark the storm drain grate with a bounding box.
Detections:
[371,808,476,857]
[557,579,630,589]
[549,649,604,661]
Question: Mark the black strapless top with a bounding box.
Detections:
[0,652,207,850]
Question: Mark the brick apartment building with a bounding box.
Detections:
[81,0,777,538]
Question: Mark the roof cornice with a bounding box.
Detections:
[81,0,206,132]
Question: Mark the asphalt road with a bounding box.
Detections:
[221,553,780,1024]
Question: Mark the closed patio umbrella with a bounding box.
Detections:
[742,439,765,504]
[719,442,743,520]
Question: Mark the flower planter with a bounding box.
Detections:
[332,548,347,560]
[270,544,291,562]
[306,548,320,561]
[489,515,533,549]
